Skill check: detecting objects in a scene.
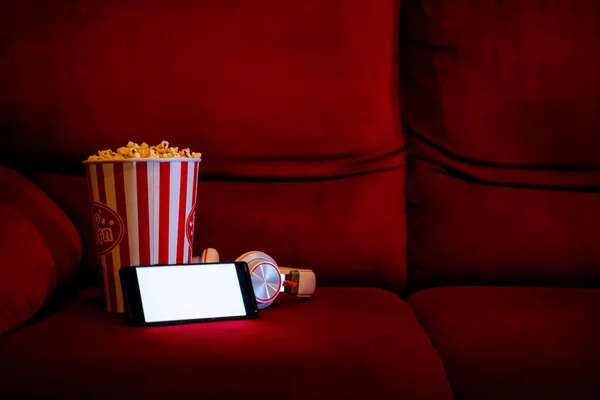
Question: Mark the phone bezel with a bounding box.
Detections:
[119,262,258,327]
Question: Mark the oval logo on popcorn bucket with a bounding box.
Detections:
[91,202,125,256]
[186,202,197,248]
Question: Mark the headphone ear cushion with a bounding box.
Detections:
[235,251,276,266]
[192,248,220,263]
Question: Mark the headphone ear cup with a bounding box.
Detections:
[192,248,220,263]
[236,251,281,309]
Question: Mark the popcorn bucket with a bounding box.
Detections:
[83,158,200,313]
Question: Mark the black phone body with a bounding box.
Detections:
[120,262,258,327]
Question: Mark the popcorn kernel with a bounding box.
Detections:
[87,141,202,161]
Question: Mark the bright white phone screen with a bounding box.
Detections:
[136,263,247,323]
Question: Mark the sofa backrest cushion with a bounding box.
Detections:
[402,0,600,288]
[0,0,407,290]
[33,168,407,291]
[0,0,403,180]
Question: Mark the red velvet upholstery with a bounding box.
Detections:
[0,166,82,285]
[0,166,81,334]
[1,0,600,399]
[0,287,453,400]
[32,167,407,290]
[1,0,407,289]
[0,204,54,335]
[402,0,600,288]
[0,0,404,180]
[409,286,600,399]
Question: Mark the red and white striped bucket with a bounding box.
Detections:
[83,159,200,313]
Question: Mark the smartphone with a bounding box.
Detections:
[119,262,258,327]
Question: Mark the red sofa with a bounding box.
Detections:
[1,1,599,398]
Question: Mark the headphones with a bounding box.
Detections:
[191,248,316,309]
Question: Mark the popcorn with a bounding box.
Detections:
[87,141,202,161]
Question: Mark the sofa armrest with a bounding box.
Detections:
[0,165,82,335]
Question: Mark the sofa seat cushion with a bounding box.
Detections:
[0,287,452,400]
[408,286,600,399]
